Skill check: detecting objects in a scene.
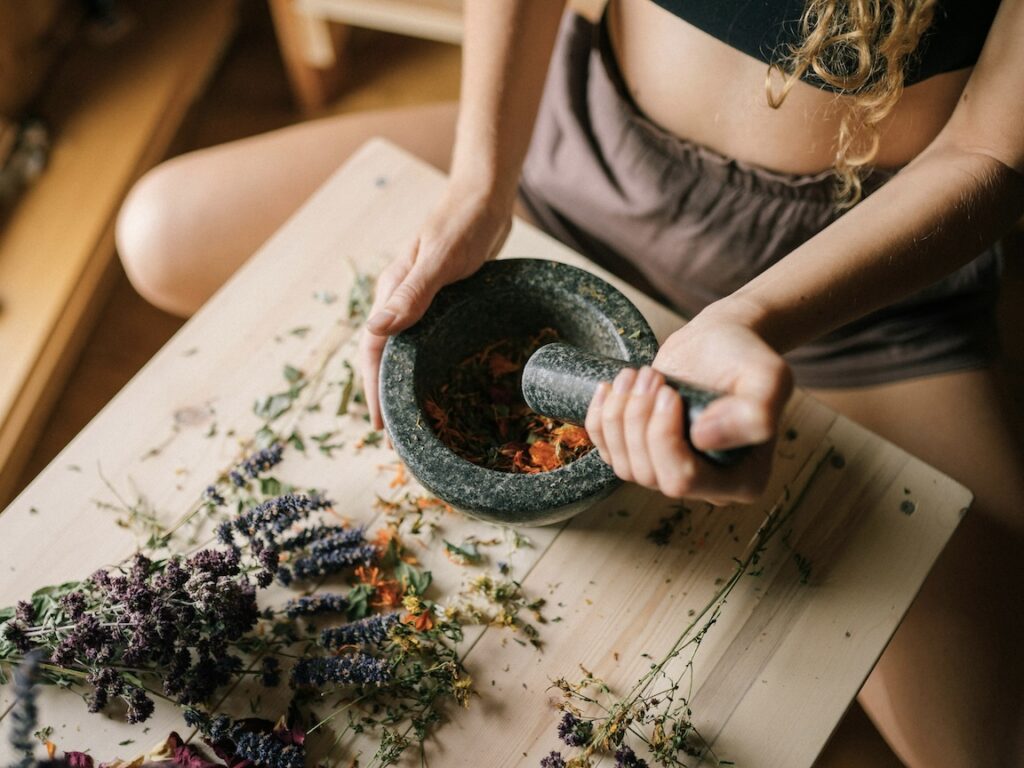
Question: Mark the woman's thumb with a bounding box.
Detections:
[366,262,443,335]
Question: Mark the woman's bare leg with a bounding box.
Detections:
[809,369,1024,767]
[116,102,458,317]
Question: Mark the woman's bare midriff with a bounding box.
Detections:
[607,0,972,174]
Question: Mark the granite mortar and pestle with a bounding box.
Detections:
[379,259,749,527]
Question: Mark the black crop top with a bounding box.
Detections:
[648,0,1000,89]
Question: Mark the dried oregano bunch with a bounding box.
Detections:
[0,493,348,725]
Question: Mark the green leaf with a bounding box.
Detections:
[394,562,432,596]
[286,430,306,453]
[346,583,374,620]
[443,539,482,565]
[360,430,383,448]
[254,392,294,422]
[337,361,355,416]
[347,273,375,325]
[283,364,304,384]
[260,477,283,496]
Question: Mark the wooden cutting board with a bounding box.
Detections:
[0,139,970,767]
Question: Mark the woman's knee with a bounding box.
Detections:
[116,159,208,318]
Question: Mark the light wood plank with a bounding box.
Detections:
[0,140,969,767]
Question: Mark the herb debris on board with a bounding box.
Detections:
[0,272,544,768]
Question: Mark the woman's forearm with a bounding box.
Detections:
[449,0,567,204]
[716,144,1024,353]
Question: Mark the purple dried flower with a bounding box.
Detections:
[557,712,593,747]
[276,566,293,586]
[290,544,377,581]
[238,443,284,479]
[229,471,245,488]
[216,520,235,546]
[187,548,241,577]
[278,524,363,552]
[15,600,34,624]
[2,620,32,653]
[125,686,155,724]
[57,593,87,622]
[614,745,649,768]
[283,593,349,618]
[235,493,331,541]
[540,752,566,768]
[232,729,303,768]
[291,654,391,687]
[321,613,399,649]
[260,656,281,687]
[308,528,368,556]
[204,485,226,507]
[8,651,42,768]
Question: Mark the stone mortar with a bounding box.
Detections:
[379,258,658,526]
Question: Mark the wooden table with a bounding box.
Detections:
[0,140,970,767]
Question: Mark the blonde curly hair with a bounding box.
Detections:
[766,0,938,207]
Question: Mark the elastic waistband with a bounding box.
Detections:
[589,12,895,205]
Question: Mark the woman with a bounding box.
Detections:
[116,1,1024,765]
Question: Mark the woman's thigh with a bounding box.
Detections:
[808,368,1024,767]
[116,102,458,317]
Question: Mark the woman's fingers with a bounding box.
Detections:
[584,381,610,459]
[623,367,662,487]
[690,395,775,451]
[585,371,774,503]
[600,368,638,481]
[647,385,698,497]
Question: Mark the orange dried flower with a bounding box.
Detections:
[529,440,560,472]
[373,581,404,609]
[404,610,434,632]
[554,424,590,450]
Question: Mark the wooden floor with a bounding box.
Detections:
[11,3,1024,767]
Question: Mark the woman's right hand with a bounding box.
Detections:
[359,182,514,430]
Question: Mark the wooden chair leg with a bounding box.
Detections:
[267,0,349,113]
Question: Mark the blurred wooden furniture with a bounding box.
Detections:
[0,1,77,117]
[0,0,238,506]
[269,0,606,112]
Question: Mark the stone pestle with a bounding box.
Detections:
[521,343,750,467]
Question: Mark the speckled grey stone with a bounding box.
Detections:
[522,343,750,467]
[379,258,658,527]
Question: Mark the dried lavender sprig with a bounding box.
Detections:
[289,544,376,581]
[234,493,332,540]
[8,651,41,768]
[204,485,226,507]
[232,730,303,768]
[238,443,285,480]
[283,593,350,618]
[277,524,364,553]
[320,613,399,649]
[291,654,391,687]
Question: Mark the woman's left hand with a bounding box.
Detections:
[584,306,793,504]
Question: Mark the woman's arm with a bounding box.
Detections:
[361,0,567,427]
[447,0,569,208]
[714,0,1024,352]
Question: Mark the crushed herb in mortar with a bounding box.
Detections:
[425,328,593,473]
